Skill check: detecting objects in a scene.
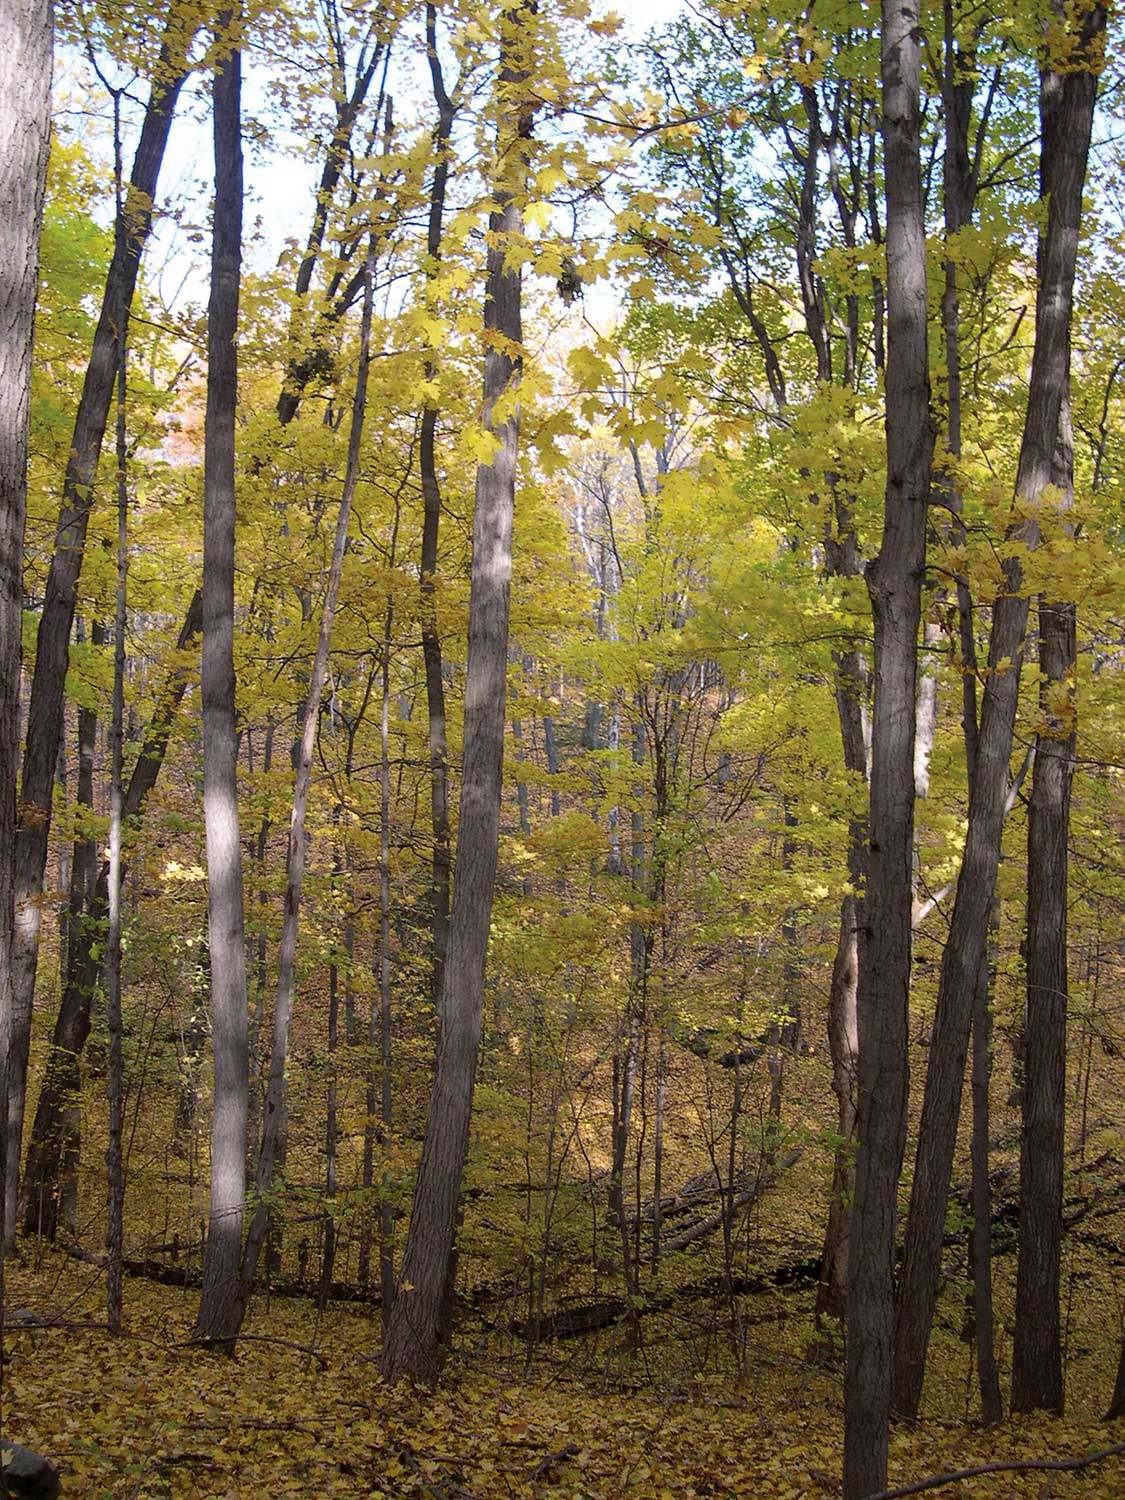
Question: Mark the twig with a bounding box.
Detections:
[531,1441,580,1480]
[868,1442,1125,1500]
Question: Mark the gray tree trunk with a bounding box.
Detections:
[0,0,52,1278]
[843,0,932,1491]
[419,0,455,1014]
[1013,385,1076,1415]
[22,594,201,1233]
[23,663,98,1241]
[380,7,532,1386]
[891,3,1104,1421]
[195,19,249,1350]
[237,242,375,1320]
[5,6,198,1246]
[104,300,129,1334]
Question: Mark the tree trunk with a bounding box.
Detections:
[816,892,860,1326]
[1013,387,1076,1416]
[891,5,1103,1421]
[195,17,249,1350]
[1107,1331,1125,1422]
[970,916,1003,1424]
[378,578,397,1332]
[22,646,99,1242]
[419,0,455,1015]
[843,0,932,1490]
[0,0,52,1286]
[22,594,202,1232]
[104,288,129,1334]
[317,951,339,1308]
[238,242,376,1319]
[6,7,198,1244]
[380,7,532,1386]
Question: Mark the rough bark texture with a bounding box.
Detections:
[5,6,197,1245]
[0,0,53,1262]
[843,0,932,1491]
[1013,388,1076,1415]
[380,8,532,1386]
[891,6,1103,1421]
[196,23,249,1349]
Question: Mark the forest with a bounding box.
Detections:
[0,0,1123,1495]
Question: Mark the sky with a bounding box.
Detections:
[58,0,690,322]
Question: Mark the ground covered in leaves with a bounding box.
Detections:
[2,1251,1122,1499]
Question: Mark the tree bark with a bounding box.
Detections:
[23,657,98,1242]
[1107,1331,1125,1422]
[843,0,932,1490]
[6,7,198,1244]
[104,282,129,1335]
[380,6,532,1386]
[1013,386,1076,1415]
[891,5,1104,1421]
[0,0,52,1297]
[21,593,202,1234]
[237,240,376,1322]
[195,15,249,1349]
[816,893,860,1326]
[419,0,455,1014]
[970,917,1003,1424]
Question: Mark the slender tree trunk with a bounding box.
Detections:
[816,893,860,1327]
[970,912,1003,1424]
[6,8,198,1243]
[195,17,248,1349]
[378,582,396,1333]
[247,715,274,1167]
[104,290,129,1334]
[318,952,339,1308]
[1013,387,1076,1415]
[23,663,97,1241]
[173,948,208,1154]
[892,7,1103,1420]
[651,1034,665,1268]
[275,24,389,425]
[22,594,202,1230]
[940,2,1001,1416]
[381,9,532,1385]
[843,0,932,1489]
[419,0,455,1014]
[238,243,376,1315]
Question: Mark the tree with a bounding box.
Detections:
[0,0,53,1266]
[5,2,199,1245]
[892,0,1107,1421]
[380,0,536,1386]
[237,236,377,1327]
[195,9,248,1349]
[843,0,932,1492]
[1013,384,1076,1412]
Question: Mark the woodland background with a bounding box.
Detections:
[0,0,1122,1496]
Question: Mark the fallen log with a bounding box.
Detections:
[868,1442,1125,1500]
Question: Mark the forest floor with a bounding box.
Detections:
[3,1246,1122,1499]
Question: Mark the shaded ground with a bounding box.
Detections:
[2,1250,1122,1498]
